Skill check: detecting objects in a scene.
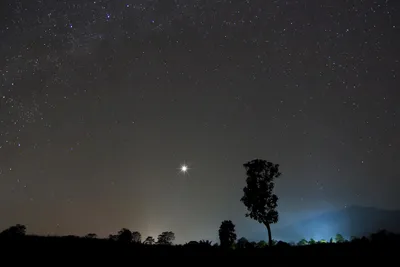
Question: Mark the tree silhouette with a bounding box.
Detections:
[157,231,175,245]
[85,233,97,239]
[144,236,155,245]
[186,241,199,246]
[186,240,213,248]
[335,233,346,243]
[0,224,27,238]
[240,159,281,246]
[218,220,237,249]
[256,240,267,248]
[199,240,213,247]
[108,234,118,241]
[132,231,142,243]
[117,228,133,243]
[276,240,290,248]
[237,237,249,249]
[297,238,308,246]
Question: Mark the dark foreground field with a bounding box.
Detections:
[1,235,398,264]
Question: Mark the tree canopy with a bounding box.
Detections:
[241,159,281,246]
[157,231,175,245]
[218,220,237,248]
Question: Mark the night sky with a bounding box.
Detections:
[0,0,399,243]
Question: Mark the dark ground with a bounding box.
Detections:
[2,235,398,264]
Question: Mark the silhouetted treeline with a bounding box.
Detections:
[0,225,399,264]
[3,223,400,246]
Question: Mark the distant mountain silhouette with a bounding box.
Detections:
[275,206,400,242]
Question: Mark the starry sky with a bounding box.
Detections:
[0,0,399,243]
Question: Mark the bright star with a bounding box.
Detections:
[180,164,188,173]
[177,162,192,176]
[177,162,191,176]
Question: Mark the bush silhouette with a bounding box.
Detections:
[117,228,133,243]
[0,224,26,238]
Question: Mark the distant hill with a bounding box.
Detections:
[274,206,400,242]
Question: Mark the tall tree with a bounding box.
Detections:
[218,220,237,248]
[240,159,281,246]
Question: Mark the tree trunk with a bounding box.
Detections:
[265,223,273,246]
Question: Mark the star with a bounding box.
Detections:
[179,164,189,175]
